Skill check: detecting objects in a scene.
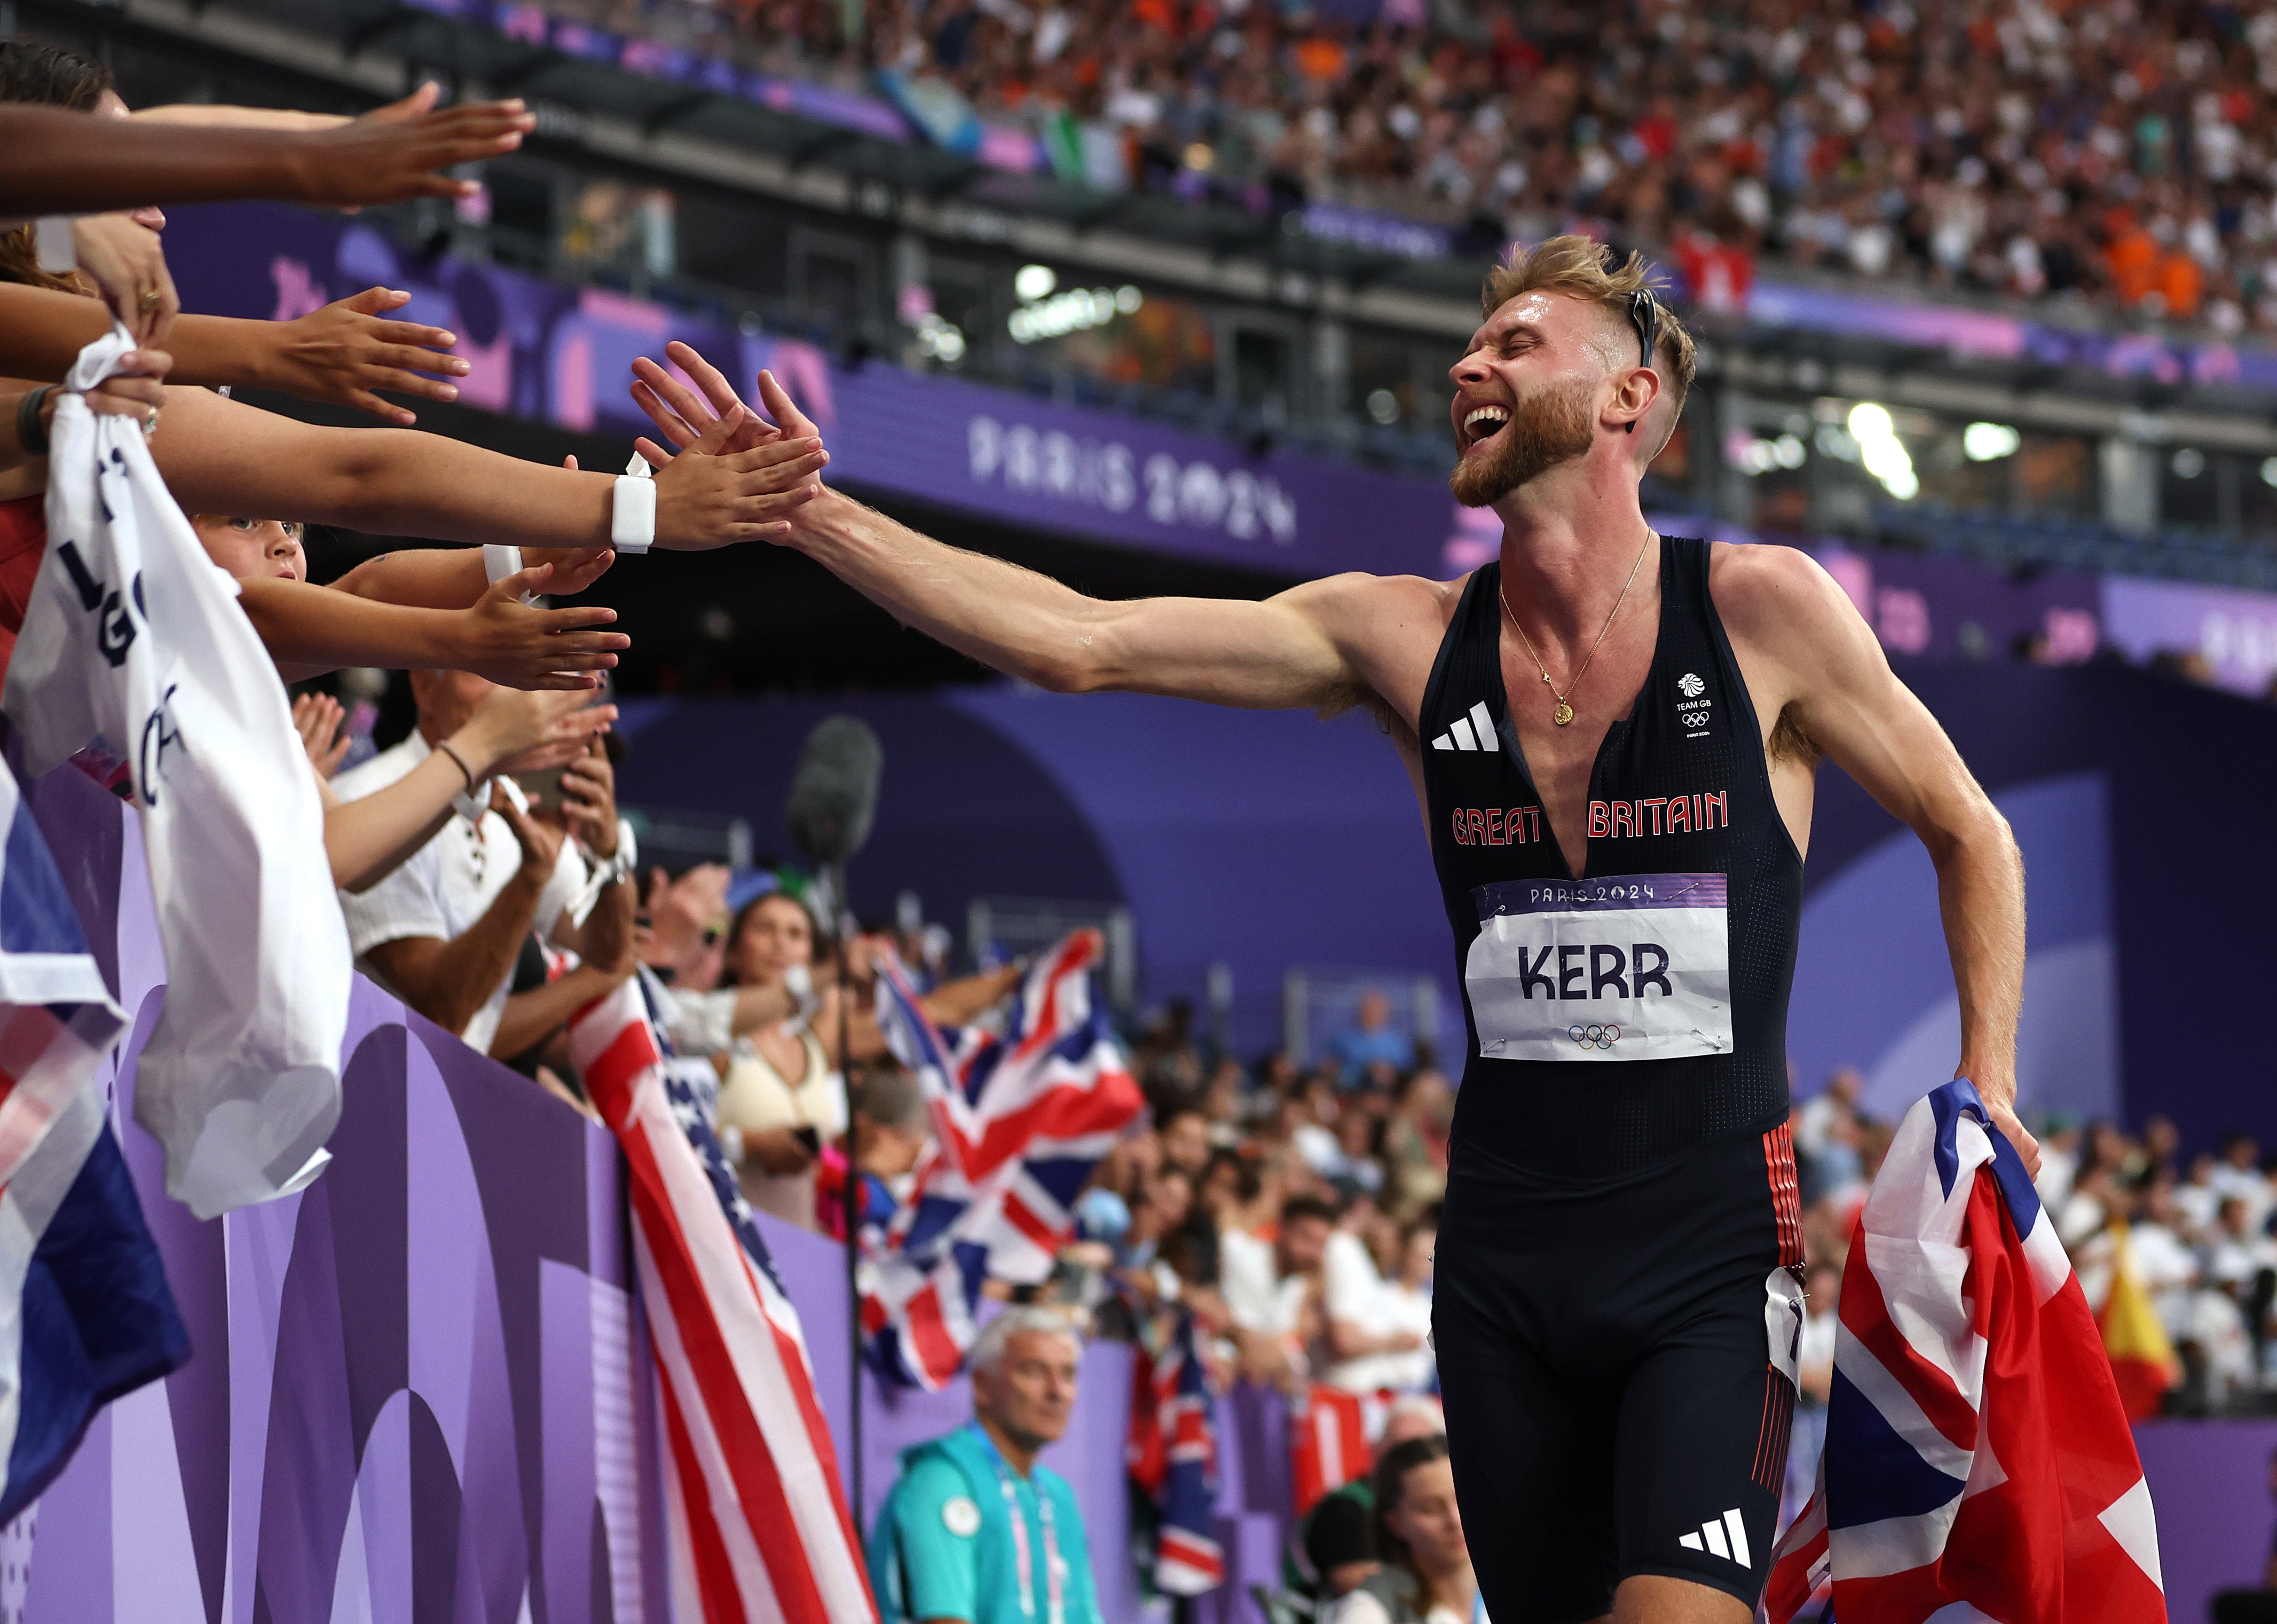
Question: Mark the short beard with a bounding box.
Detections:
[1449,377,1597,507]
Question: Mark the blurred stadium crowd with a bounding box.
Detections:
[524,0,2277,332]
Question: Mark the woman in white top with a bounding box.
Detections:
[1327,1436,1486,1624]
[715,889,847,1227]
[714,888,1027,1229]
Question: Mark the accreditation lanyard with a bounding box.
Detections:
[985,1449,1065,1624]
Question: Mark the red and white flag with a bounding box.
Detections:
[1290,1385,1381,1516]
[571,973,877,1624]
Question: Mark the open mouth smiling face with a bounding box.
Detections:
[1456,400,1512,458]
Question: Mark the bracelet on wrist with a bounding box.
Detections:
[435,738,479,792]
[14,386,54,460]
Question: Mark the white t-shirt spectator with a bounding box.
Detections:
[2174,1172,2221,1236]
[2211,1162,2275,1236]
[2128,1221,2200,1340]
[2033,1144,2078,1214]
[1322,1231,1433,1393]
[334,732,586,1054]
[2202,1228,2277,1294]
[1219,1228,1307,1336]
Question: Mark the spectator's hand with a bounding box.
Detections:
[643,863,730,973]
[290,692,351,777]
[285,84,534,209]
[558,737,619,861]
[492,781,566,876]
[70,214,177,346]
[649,407,829,548]
[745,1125,819,1175]
[628,343,824,467]
[458,688,616,777]
[458,563,629,689]
[257,286,475,426]
[70,348,170,433]
[518,543,617,596]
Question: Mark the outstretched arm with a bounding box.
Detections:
[151,383,825,551]
[0,86,530,215]
[1718,545,2037,1172]
[629,341,1373,710]
[238,562,626,689]
[0,283,478,426]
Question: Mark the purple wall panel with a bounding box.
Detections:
[15,766,658,1624]
[2136,1418,2277,1624]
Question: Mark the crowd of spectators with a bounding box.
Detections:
[525,0,2277,338]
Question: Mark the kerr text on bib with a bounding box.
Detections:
[1465,872,1733,1062]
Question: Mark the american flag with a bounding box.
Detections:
[1125,1306,1225,1595]
[1766,1079,2165,1624]
[0,747,185,1521]
[863,932,1145,1390]
[570,970,876,1624]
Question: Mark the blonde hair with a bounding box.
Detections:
[1480,236,1697,416]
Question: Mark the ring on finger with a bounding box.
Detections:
[137,288,162,315]
[141,406,160,437]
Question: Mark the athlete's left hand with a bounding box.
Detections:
[1982,1092,2040,1178]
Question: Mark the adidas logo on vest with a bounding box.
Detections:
[1677,1508,1751,1567]
[1430,702,1499,753]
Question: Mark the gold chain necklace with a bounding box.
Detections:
[1498,530,1656,727]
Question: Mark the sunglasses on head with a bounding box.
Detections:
[1627,288,1661,371]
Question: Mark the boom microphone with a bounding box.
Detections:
[784,715,883,868]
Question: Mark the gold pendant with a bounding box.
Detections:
[1553,700,1574,726]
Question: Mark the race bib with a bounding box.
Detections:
[1465,872,1732,1062]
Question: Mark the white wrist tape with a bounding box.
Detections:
[34,217,75,274]
[482,545,536,605]
[612,451,656,554]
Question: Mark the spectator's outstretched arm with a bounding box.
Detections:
[491,959,627,1063]
[153,383,826,550]
[326,690,615,892]
[0,86,532,215]
[546,738,636,966]
[0,283,479,425]
[328,542,615,609]
[237,562,627,689]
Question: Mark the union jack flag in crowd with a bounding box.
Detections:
[1767,1079,2165,1624]
[0,746,185,1521]
[1126,1306,1226,1596]
[863,930,1145,1389]
[570,969,877,1624]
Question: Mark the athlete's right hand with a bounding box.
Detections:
[650,405,829,548]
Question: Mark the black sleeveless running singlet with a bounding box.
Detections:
[1419,536,1802,1180]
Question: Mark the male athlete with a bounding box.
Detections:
[629,235,2038,1624]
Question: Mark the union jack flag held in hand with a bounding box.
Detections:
[863,931,1145,1389]
[1766,1079,2165,1624]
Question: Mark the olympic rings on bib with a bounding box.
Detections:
[1567,1023,1621,1050]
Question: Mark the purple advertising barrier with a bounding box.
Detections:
[2134,1418,2277,1624]
[15,762,664,1624]
[2101,574,2277,697]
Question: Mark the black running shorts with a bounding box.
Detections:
[1433,1121,1805,1623]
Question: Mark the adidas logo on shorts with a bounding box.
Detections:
[1430,701,1499,753]
[1677,1508,1752,1567]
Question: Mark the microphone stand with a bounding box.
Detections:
[831,857,863,1532]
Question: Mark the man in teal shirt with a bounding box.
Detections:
[869,1307,1105,1624]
